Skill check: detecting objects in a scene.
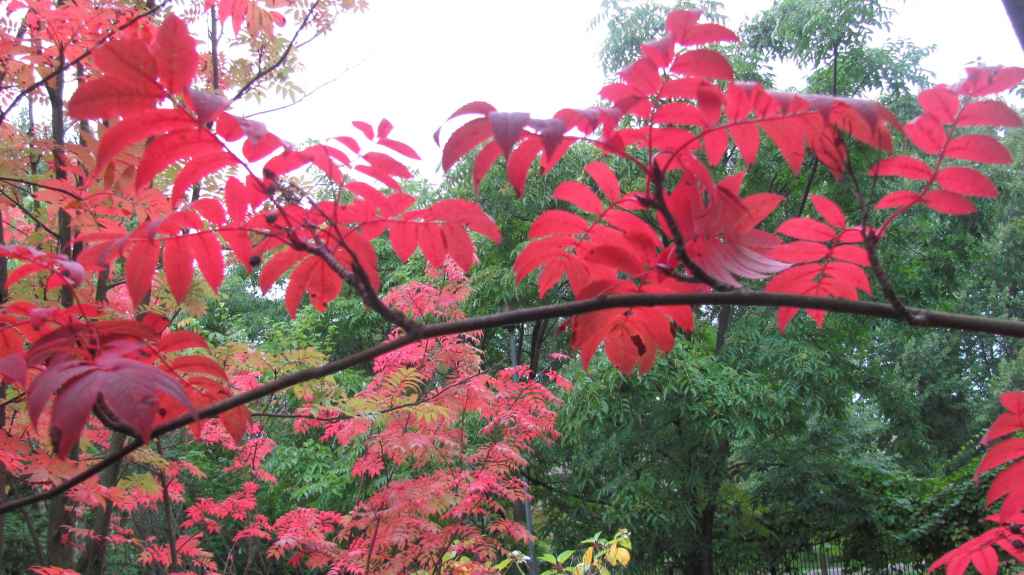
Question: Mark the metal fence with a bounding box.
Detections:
[716,543,930,575]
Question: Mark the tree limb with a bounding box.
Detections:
[2,289,1024,514]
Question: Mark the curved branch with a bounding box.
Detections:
[2,290,1024,514]
[231,0,322,102]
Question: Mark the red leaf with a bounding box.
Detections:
[777,218,836,241]
[529,210,589,238]
[163,237,194,303]
[190,232,224,293]
[553,181,603,215]
[190,198,227,227]
[0,354,26,384]
[730,124,760,164]
[917,86,960,124]
[445,100,497,121]
[388,221,417,262]
[620,58,661,95]
[760,116,807,174]
[292,257,342,312]
[832,245,870,266]
[377,118,393,139]
[92,39,157,87]
[903,114,947,154]
[946,135,1013,164]
[170,354,228,381]
[971,546,999,575]
[507,137,544,197]
[154,14,199,94]
[977,437,1024,477]
[489,112,530,158]
[224,177,250,222]
[986,460,1024,506]
[259,249,305,293]
[442,117,491,172]
[876,190,922,210]
[770,241,829,263]
[135,131,223,191]
[703,128,728,166]
[810,195,845,228]
[585,161,621,202]
[923,190,976,215]
[379,137,420,160]
[671,49,734,80]
[352,120,374,140]
[363,151,411,180]
[171,151,238,206]
[956,66,1024,97]
[126,239,160,307]
[937,167,999,198]
[221,405,251,444]
[959,100,1023,127]
[653,102,706,126]
[30,354,191,457]
[95,110,196,173]
[472,141,502,193]
[870,156,933,180]
[680,23,739,46]
[67,77,163,119]
[159,331,210,353]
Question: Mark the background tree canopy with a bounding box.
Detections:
[0,0,1021,574]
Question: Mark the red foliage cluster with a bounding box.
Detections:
[0,2,1022,574]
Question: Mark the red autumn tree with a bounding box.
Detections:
[0,1,1023,574]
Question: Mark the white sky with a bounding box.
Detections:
[246,0,1024,177]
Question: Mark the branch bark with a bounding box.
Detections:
[2,289,1024,515]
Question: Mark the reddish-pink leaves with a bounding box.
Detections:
[946,135,1013,164]
[27,325,196,457]
[903,114,947,154]
[937,167,999,198]
[955,66,1024,97]
[769,196,870,331]
[959,100,1023,128]
[918,86,960,124]
[671,49,734,80]
[67,79,163,119]
[153,14,198,94]
[870,156,933,180]
[389,199,501,271]
[68,14,201,120]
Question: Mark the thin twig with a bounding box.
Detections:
[845,151,914,322]
[0,176,81,200]
[0,186,61,239]
[2,289,1024,514]
[231,0,322,102]
[243,73,348,119]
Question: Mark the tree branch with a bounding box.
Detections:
[231,0,322,102]
[3,290,1024,514]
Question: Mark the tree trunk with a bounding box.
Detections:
[76,432,127,575]
[698,501,716,575]
[43,47,76,569]
[507,324,540,575]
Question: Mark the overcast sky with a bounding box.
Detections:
[245,0,1024,177]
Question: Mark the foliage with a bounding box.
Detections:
[0,2,1021,575]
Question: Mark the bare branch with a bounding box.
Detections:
[2,289,1024,514]
[231,0,322,103]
